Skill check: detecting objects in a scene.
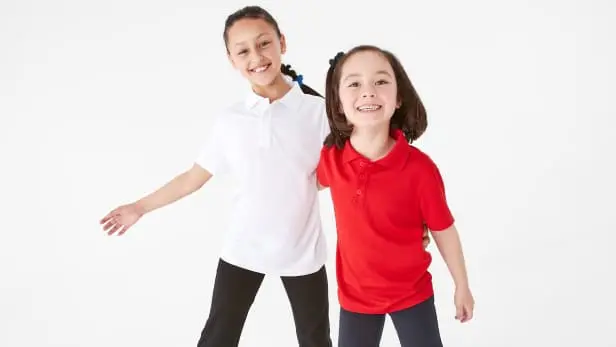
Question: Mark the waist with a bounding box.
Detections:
[221,224,327,276]
[336,242,432,290]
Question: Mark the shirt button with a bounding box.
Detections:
[358,173,366,179]
[356,189,362,195]
[359,161,366,167]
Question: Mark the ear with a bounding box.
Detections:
[279,34,287,55]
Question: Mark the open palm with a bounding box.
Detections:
[100,203,143,235]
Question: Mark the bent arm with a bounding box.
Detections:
[135,164,212,215]
[431,224,470,288]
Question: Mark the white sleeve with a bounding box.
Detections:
[195,115,228,176]
[319,103,330,143]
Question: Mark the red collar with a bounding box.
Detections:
[341,129,409,170]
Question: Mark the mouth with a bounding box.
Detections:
[356,104,382,112]
[249,63,272,73]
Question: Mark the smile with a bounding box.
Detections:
[250,63,271,73]
[356,104,382,112]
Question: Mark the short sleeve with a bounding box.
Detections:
[319,104,330,143]
[316,146,330,188]
[419,159,455,231]
[195,115,228,176]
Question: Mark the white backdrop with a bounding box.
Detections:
[2,0,615,346]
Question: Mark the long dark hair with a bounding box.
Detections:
[223,6,321,97]
[324,45,427,148]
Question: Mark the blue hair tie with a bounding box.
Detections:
[296,74,303,85]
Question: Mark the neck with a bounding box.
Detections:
[349,125,395,161]
[252,74,291,103]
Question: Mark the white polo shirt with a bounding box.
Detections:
[195,77,330,276]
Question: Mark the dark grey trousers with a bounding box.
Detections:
[338,296,443,347]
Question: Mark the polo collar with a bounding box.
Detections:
[341,129,410,170]
[244,75,303,112]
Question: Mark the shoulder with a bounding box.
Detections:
[318,143,343,167]
[317,143,344,186]
[320,142,343,158]
[298,93,326,114]
[407,145,442,175]
[407,145,448,188]
[301,92,326,106]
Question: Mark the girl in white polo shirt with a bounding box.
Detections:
[100,5,429,347]
[100,6,332,347]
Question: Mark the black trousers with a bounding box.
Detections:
[338,296,443,347]
[197,258,332,347]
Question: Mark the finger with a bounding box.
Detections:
[465,305,473,322]
[103,219,119,231]
[100,208,120,223]
[102,220,113,231]
[100,213,113,224]
[118,225,130,236]
[455,305,464,321]
[461,306,471,323]
[108,223,122,235]
[460,307,468,323]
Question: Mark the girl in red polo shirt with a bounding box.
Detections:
[317,45,475,347]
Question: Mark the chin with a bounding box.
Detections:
[250,75,278,87]
[349,114,390,127]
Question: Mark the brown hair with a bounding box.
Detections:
[223,6,322,97]
[324,45,427,148]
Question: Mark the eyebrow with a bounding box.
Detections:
[342,70,393,82]
[234,33,270,46]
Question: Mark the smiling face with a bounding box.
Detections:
[225,18,286,87]
[337,50,400,131]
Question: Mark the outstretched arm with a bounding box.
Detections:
[135,164,212,214]
[100,164,212,235]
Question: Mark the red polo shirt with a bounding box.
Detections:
[317,130,455,314]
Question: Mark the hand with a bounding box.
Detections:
[100,203,144,236]
[454,286,474,323]
[422,225,430,249]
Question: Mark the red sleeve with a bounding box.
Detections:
[419,158,455,231]
[316,146,330,188]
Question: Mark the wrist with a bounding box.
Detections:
[454,279,469,290]
[134,200,148,216]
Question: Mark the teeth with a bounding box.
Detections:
[357,105,381,111]
[252,64,269,73]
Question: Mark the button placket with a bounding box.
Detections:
[354,160,370,203]
[258,108,272,148]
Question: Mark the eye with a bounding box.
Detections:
[347,81,360,88]
[237,49,248,55]
[260,41,271,47]
[375,79,390,85]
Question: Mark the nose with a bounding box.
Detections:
[248,50,265,64]
[360,85,376,98]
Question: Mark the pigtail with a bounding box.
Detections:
[323,52,350,149]
[280,64,322,97]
